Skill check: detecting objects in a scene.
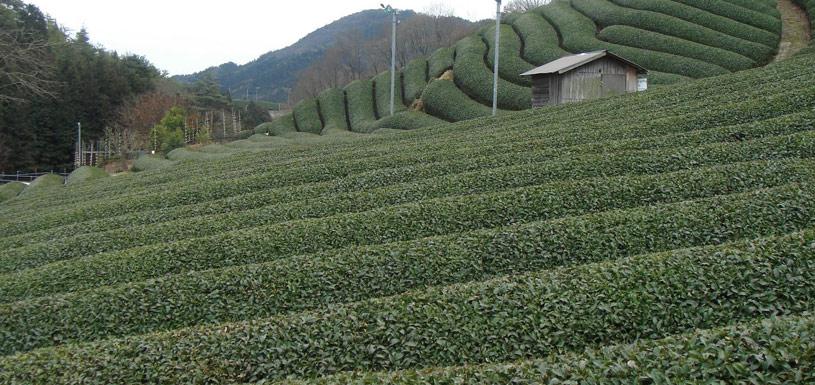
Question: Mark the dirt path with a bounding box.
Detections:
[774,0,812,61]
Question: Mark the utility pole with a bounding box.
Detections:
[493,0,502,117]
[76,122,82,167]
[382,4,399,116]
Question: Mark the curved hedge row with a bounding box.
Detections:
[276,314,815,384]
[265,113,297,136]
[19,174,64,197]
[316,88,348,133]
[0,182,25,203]
[1,159,811,354]
[428,46,455,78]
[65,166,108,186]
[344,79,378,133]
[421,79,496,121]
[725,0,782,16]
[3,216,815,384]
[598,25,755,72]
[373,70,407,117]
[674,0,782,34]
[483,24,534,86]
[511,12,570,65]
[292,98,323,135]
[453,36,531,110]
[403,58,428,103]
[132,155,175,172]
[609,0,779,48]
[571,0,773,64]
[538,1,729,78]
[371,111,445,131]
[3,130,814,296]
[166,148,232,161]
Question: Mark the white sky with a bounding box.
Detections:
[28,0,497,75]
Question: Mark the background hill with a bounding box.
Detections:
[173,10,422,102]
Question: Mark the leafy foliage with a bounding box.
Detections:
[403,58,428,104]
[453,36,531,110]
[293,99,323,135]
[0,182,25,203]
[65,166,108,186]
[317,88,348,133]
[344,79,378,133]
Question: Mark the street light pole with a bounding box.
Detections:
[493,0,502,117]
[382,3,398,117]
[76,122,82,167]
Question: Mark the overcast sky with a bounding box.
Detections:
[28,0,498,76]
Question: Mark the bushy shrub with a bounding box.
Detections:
[609,0,779,48]
[421,79,496,121]
[132,155,174,172]
[65,167,108,186]
[725,0,782,16]
[18,174,64,197]
[538,1,729,78]
[293,98,323,135]
[0,182,25,203]
[453,36,531,110]
[317,88,348,133]
[428,47,455,78]
[373,70,407,117]
[267,114,297,136]
[166,148,231,161]
[344,79,377,133]
[571,0,775,64]
[511,12,570,65]
[403,58,428,103]
[371,111,446,131]
[483,24,534,86]
[3,222,815,384]
[674,0,782,34]
[254,122,273,134]
[599,25,755,72]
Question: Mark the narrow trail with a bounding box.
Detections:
[774,0,812,61]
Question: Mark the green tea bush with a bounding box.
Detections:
[276,315,815,384]
[18,174,64,197]
[511,12,570,65]
[600,26,756,72]
[254,122,273,134]
[453,36,531,110]
[674,0,782,34]
[421,79,495,121]
[2,160,811,354]
[317,88,348,132]
[609,0,779,48]
[374,70,407,117]
[166,148,232,161]
[5,130,814,294]
[538,1,729,78]
[483,24,534,85]
[725,0,782,16]
[344,79,377,133]
[132,155,175,172]
[371,111,445,130]
[293,98,323,135]
[428,47,455,78]
[0,182,25,203]
[65,167,108,186]
[571,0,773,64]
[403,58,428,103]
[266,114,297,136]
[3,225,814,384]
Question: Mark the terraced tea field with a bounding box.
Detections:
[1,38,815,383]
[244,0,814,137]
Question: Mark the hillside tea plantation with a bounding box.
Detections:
[1,33,815,382]
[245,0,812,137]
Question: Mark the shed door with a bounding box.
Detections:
[601,74,626,97]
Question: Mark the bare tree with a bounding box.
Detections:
[504,0,552,13]
[0,29,58,103]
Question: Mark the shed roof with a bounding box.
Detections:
[520,50,648,76]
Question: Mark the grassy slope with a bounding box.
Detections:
[1,50,815,383]
[255,0,786,136]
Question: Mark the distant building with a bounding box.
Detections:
[521,50,648,107]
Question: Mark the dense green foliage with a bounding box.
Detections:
[18,174,63,196]
[0,182,25,202]
[132,155,175,172]
[421,79,496,121]
[428,46,455,78]
[674,0,782,34]
[453,36,531,110]
[316,88,348,133]
[293,99,323,135]
[511,12,570,65]
[0,1,161,171]
[65,166,108,186]
[403,58,428,103]
[344,79,378,132]
[371,111,446,130]
[374,70,408,117]
[483,24,534,85]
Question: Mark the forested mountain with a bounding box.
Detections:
[173,9,424,103]
[0,0,161,171]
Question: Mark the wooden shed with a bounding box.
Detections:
[521,50,648,107]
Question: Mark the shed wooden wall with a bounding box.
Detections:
[530,57,642,108]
